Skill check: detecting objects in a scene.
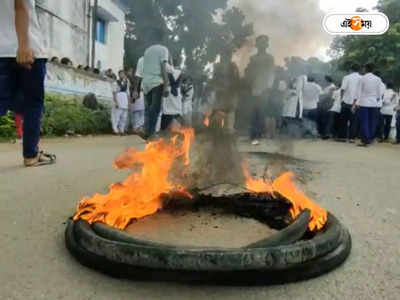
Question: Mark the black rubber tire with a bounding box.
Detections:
[91,210,310,249]
[65,218,351,285]
[68,212,342,271]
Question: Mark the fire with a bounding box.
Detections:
[243,165,327,231]
[204,116,210,127]
[73,128,195,230]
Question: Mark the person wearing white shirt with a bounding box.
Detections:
[302,77,322,136]
[142,28,170,139]
[131,57,145,133]
[378,82,397,141]
[0,0,56,167]
[356,64,385,146]
[339,64,362,140]
[160,59,183,131]
[323,88,342,139]
[181,76,194,126]
[111,70,130,135]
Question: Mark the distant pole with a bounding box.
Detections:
[91,0,98,69]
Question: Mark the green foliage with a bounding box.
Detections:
[41,95,112,136]
[0,112,16,140]
[123,0,252,81]
[329,0,400,87]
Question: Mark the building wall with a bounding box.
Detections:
[36,0,125,72]
[36,0,90,66]
[91,0,126,72]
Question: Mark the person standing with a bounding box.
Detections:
[141,28,170,139]
[160,58,183,131]
[111,70,130,135]
[356,64,385,146]
[394,103,400,144]
[339,64,362,142]
[302,77,322,137]
[181,76,194,127]
[131,57,145,134]
[0,0,55,166]
[378,82,398,142]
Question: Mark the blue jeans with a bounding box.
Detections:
[0,58,47,158]
[144,85,163,138]
[358,107,379,144]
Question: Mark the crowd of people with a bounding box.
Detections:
[279,63,400,147]
[109,29,194,138]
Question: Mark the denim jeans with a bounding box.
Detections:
[144,85,163,138]
[0,58,46,158]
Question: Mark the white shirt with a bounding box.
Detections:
[357,73,385,108]
[282,89,302,118]
[330,89,342,113]
[377,82,386,108]
[381,89,398,116]
[303,82,322,110]
[131,57,145,112]
[162,67,182,116]
[0,0,46,58]
[142,45,169,94]
[112,80,129,109]
[341,72,362,105]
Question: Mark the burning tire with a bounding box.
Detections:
[65,207,351,284]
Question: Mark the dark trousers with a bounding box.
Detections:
[377,114,393,140]
[144,85,163,138]
[396,113,400,143]
[339,103,357,139]
[358,107,379,144]
[250,108,265,140]
[161,114,181,131]
[303,109,318,122]
[0,58,46,158]
[324,111,340,137]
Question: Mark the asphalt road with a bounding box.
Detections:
[0,136,399,300]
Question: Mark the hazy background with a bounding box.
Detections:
[230,0,379,65]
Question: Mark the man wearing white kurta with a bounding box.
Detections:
[339,64,362,140]
[356,64,385,146]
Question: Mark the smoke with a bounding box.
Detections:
[230,0,331,69]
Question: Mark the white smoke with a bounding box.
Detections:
[230,0,332,68]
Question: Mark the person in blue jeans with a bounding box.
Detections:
[0,0,55,166]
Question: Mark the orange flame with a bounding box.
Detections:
[73,128,195,230]
[243,164,327,231]
[204,116,210,127]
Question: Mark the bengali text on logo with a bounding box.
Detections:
[323,13,389,35]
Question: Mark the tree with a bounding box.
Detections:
[329,0,400,86]
[122,1,253,83]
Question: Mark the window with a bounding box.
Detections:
[96,18,107,44]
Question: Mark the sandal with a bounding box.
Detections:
[24,151,57,167]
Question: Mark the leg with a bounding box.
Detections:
[396,114,400,143]
[369,108,379,142]
[20,59,46,158]
[161,114,173,131]
[144,92,152,137]
[339,104,351,139]
[147,85,163,137]
[111,107,120,134]
[384,115,393,140]
[118,109,128,134]
[358,107,370,144]
[0,59,17,117]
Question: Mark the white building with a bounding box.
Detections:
[36,0,127,72]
